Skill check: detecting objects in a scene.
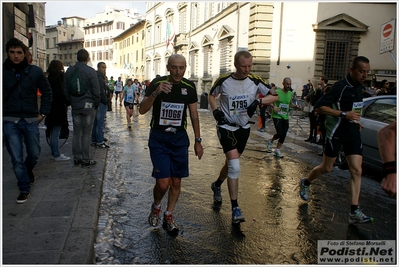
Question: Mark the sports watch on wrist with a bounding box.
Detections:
[195,137,202,143]
[340,111,347,118]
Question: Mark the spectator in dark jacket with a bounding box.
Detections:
[3,37,52,204]
[45,60,70,161]
[304,82,321,143]
[63,49,100,167]
[301,84,309,100]
[91,62,110,148]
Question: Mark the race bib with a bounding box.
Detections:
[127,89,134,102]
[116,82,123,91]
[278,103,289,115]
[159,101,184,126]
[228,94,249,116]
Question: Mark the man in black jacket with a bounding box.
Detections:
[3,37,52,204]
[91,62,110,148]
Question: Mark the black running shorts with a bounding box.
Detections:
[217,127,250,154]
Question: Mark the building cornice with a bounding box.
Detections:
[313,13,368,32]
[113,20,146,40]
[57,39,84,45]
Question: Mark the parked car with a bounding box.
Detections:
[334,95,396,173]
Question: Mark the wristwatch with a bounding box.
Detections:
[340,111,347,118]
[195,137,202,143]
[41,114,47,118]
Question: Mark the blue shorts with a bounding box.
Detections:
[148,128,189,179]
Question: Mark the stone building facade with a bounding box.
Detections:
[144,2,397,95]
[3,3,46,70]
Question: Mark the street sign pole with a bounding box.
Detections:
[389,51,397,65]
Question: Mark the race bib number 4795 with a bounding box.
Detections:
[229,94,249,116]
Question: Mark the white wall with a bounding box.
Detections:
[269,2,319,93]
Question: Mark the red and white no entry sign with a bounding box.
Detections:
[383,23,393,38]
[380,19,396,54]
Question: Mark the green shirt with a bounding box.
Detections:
[272,89,292,120]
[108,79,116,91]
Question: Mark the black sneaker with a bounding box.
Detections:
[16,192,30,204]
[27,169,36,185]
[81,160,97,168]
[96,143,110,148]
[74,159,82,166]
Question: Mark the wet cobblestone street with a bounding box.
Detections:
[93,104,396,264]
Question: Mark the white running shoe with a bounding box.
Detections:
[273,149,284,158]
[53,154,70,161]
[349,209,374,224]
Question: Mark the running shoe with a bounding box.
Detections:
[232,206,245,223]
[299,178,310,201]
[259,127,266,132]
[211,182,222,202]
[273,149,284,158]
[81,160,97,168]
[163,213,179,233]
[148,204,161,227]
[53,154,70,161]
[267,140,273,152]
[349,209,374,224]
[96,142,110,148]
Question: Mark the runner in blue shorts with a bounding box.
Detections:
[139,54,203,234]
[149,128,189,178]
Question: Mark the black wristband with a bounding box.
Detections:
[383,161,396,176]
